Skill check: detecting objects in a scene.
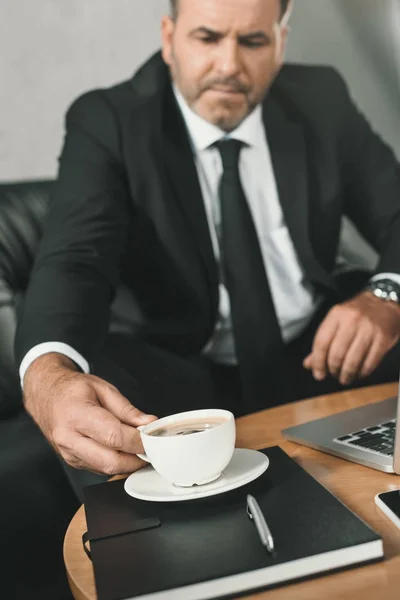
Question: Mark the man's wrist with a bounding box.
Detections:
[23,353,80,392]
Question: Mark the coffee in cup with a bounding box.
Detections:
[137,409,235,487]
[147,417,228,438]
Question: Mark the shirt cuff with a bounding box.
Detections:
[370,273,400,287]
[19,342,90,388]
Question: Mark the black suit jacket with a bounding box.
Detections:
[15,52,400,367]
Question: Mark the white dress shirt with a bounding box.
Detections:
[19,89,400,383]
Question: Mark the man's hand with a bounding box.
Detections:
[303,292,400,386]
[23,353,157,475]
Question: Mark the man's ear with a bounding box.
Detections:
[279,23,291,58]
[273,21,290,69]
[161,15,175,66]
[281,0,294,28]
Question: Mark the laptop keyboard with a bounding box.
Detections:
[334,419,396,457]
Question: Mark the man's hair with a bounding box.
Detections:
[170,0,291,21]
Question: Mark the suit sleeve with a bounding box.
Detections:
[14,91,130,367]
[337,72,400,276]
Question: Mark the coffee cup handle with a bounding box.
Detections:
[136,425,151,463]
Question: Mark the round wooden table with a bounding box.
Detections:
[64,383,400,600]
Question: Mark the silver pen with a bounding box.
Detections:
[246,494,275,554]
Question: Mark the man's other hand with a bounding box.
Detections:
[23,353,158,475]
[303,292,400,386]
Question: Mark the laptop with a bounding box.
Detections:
[282,386,400,473]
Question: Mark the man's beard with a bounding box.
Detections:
[211,98,254,132]
[169,52,272,131]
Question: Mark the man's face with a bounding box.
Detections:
[162,0,290,131]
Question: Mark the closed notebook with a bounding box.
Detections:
[83,446,383,600]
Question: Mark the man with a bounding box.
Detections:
[15,0,400,491]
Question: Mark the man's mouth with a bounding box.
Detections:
[209,86,244,95]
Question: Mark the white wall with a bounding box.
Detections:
[1,0,399,180]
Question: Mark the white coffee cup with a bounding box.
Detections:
[137,408,236,487]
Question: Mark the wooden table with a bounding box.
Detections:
[64,383,400,600]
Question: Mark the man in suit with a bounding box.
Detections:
[16,0,400,488]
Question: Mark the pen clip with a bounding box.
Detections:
[246,505,254,520]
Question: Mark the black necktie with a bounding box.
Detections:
[216,139,290,410]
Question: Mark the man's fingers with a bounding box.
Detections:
[310,315,340,381]
[338,329,373,385]
[92,378,158,427]
[303,354,312,369]
[326,323,359,379]
[360,337,387,379]
[63,433,147,476]
[74,405,146,455]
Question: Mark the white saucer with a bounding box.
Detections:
[124,448,269,502]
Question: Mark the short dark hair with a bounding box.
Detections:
[170,0,291,21]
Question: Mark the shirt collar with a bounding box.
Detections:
[173,85,264,152]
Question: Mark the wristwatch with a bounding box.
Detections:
[365,279,400,304]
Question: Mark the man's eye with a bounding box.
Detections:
[240,40,266,48]
[199,37,218,44]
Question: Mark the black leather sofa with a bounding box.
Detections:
[0,181,79,600]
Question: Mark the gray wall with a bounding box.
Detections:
[0,0,169,180]
[287,0,400,160]
[1,0,399,181]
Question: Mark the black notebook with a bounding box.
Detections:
[83,446,383,600]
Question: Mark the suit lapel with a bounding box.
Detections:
[128,52,217,295]
[161,85,219,300]
[263,94,336,293]
[125,62,219,342]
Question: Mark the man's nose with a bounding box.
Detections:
[215,40,242,78]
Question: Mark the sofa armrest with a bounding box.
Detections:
[0,180,53,417]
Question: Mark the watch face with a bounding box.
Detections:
[370,280,400,303]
